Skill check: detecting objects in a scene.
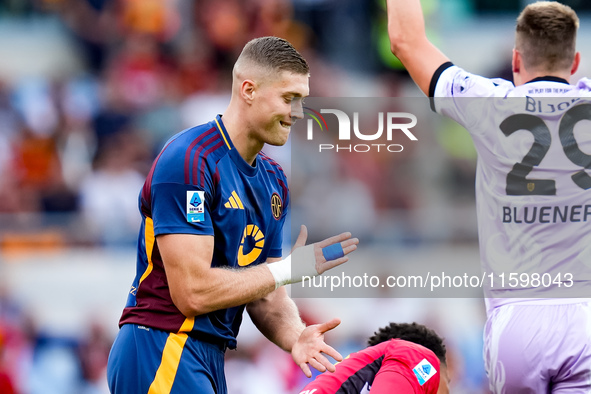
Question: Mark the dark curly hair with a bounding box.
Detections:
[368,322,446,363]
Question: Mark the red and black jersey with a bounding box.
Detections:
[299,339,440,394]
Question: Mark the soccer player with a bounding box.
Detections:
[106,36,359,394]
[387,1,591,393]
[299,322,449,394]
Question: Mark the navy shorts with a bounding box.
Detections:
[107,324,227,394]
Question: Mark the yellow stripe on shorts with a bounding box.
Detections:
[148,318,194,394]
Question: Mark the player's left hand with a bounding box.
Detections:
[291,317,343,378]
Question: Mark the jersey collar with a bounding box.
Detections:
[215,114,258,177]
[525,76,569,85]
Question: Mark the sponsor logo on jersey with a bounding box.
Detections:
[412,358,437,386]
[224,190,245,210]
[271,193,282,220]
[238,224,265,266]
[186,191,205,222]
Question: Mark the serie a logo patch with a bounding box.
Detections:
[412,358,437,386]
[186,191,205,222]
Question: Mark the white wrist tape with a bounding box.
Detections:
[267,244,317,289]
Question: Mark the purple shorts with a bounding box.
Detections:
[484,300,591,393]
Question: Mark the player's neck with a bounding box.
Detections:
[220,108,262,166]
[514,69,572,86]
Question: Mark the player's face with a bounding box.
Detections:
[437,364,451,394]
[251,71,309,146]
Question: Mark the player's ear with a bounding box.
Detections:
[512,48,521,73]
[571,52,581,75]
[512,48,524,85]
[240,79,256,104]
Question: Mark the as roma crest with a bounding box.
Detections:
[271,193,282,220]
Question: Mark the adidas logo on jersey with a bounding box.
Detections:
[224,191,244,209]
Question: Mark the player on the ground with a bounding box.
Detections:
[299,322,450,394]
[387,1,591,392]
[106,36,359,394]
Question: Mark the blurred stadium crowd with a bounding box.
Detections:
[1,0,570,392]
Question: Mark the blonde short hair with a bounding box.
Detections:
[237,36,309,75]
[515,1,579,72]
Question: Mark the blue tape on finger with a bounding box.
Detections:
[322,244,345,261]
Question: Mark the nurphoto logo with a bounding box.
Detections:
[304,106,418,153]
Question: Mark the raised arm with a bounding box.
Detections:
[387,0,450,95]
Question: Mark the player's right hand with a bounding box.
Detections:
[291,317,344,378]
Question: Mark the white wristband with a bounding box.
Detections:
[267,244,317,289]
[267,255,292,289]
